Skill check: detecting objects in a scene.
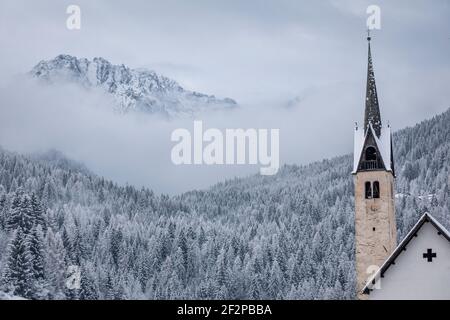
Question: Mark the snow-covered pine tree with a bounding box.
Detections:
[1,228,34,298]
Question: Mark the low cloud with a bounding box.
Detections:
[0,77,355,194]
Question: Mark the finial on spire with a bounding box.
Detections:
[367,29,371,42]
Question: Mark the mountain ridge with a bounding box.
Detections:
[30,54,237,117]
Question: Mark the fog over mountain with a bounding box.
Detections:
[1,1,449,193]
[30,55,237,117]
[0,66,358,194]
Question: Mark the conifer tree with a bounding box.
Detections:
[2,228,34,298]
[6,193,22,232]
[30,193,46,231]
[44,229,67,299]
[28,225,46,281]
[80,272,99,300]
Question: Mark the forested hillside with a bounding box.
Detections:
[0,109,448,300]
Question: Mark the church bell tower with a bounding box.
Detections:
[353,33,397,299]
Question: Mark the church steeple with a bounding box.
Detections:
[364,33,382,137]
[353,31,397,300]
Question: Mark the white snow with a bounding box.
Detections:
[373,124,392,172]
[352,125,365,173]
[0,291,26,300]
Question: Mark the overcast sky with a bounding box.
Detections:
[0,0,449,193]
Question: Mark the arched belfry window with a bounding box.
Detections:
[373,181,380,198]
[365,182,372,199]
[365,147,377,161]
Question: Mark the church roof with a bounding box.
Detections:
[362,213,450,295]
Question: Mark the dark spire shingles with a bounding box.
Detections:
[364,39,382,137]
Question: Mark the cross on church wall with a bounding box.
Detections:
[423,249,437,262]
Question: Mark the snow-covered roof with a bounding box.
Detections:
[427,214,450,239]
[362,213,450,295]
[373,125,392,172]
[352,123,393,174]
[352,126,365,174]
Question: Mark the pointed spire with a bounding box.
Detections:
[364,31,382,137]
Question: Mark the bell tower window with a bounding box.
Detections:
[365,146,377,161]
[359,145,381,171]
[365,181,372,199]
[373,181,380,198]
[364,181,380,199]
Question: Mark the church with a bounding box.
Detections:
[352,34,450,300]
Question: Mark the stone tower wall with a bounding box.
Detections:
[354,170,397,299]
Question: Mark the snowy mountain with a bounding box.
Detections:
[29,55,237,117]
[0,109,449,299]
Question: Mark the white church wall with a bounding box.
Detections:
[369,222,450,300]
